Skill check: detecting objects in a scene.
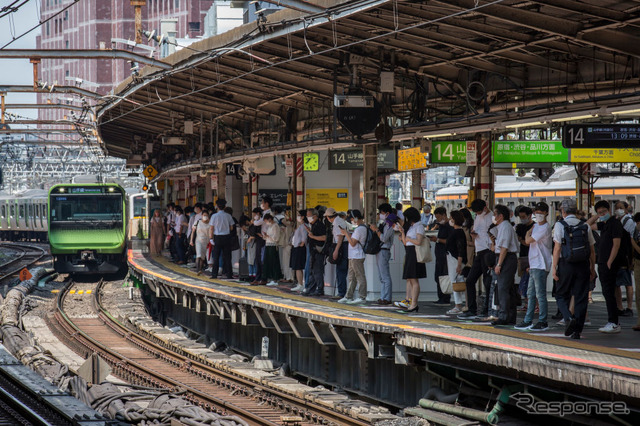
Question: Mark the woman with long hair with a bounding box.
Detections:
[149,209,165,255]
[190,211,212,275]
[396,207,426,312]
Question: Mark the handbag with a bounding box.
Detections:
[452,279,466,292]
[438,275,453,294]
[415,237,433,263]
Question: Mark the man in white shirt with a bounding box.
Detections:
[210,199,235,279]
[551,199,596,339]
[325,207,348,298]
[515,202,553,331]
[173,206,188,264]
[339,209,368,304]
[492,204,520,326]
[459,199,494,319]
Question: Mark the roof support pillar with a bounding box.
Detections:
[363,144,378,225]
[473,133,493,208]
[576,164,592,214]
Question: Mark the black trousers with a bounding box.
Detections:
[465,249,493,315]
[211,234,232,278]
[435,251,450,302]
[306,249,325,295]
[254,239,265,280]
[556,258,591,333]
[496,253,518,324]
[598,263,620,325]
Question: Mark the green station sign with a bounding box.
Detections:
[430,141,467,163]
[493,140,569,163]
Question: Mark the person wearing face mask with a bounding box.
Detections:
[325,207,349,298]
[248,207,264,284]
[459,200,494,320]
[251,197,272,285]
[584,200,626,334]
[445,210,468,315]
[515,206,534,312]
[190,210,212,275]
[490,204,520,326]
[371,203,395,305]
[551,199,596,339]
[613,201,634,317]
[421,205,434,228]
[430,207,452,306]
[289,210,308,292]
[302,208,327,296]
[515,202,552,332]
[150,209,165,256]
[338,210,368,304]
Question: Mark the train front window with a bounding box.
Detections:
[50,194,123,226]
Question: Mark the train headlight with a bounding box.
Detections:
[108,187,115,192]
[58,188,65,193]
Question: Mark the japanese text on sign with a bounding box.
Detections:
[398,147,427,171]
[430,141,467,163]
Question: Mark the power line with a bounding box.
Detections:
[0,0,79,49]
[0,0,30,20]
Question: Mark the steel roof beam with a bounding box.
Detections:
[4,103,85,111]
[530,0,629,22]
[0,85,102,98]
[0,49,172,70]
[259,0,326,14]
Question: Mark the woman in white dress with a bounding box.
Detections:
[190,211,211,275]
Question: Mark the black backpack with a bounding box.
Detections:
[559,219,590,263]
[361,225,383,255]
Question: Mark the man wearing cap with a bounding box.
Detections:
[210,199,235,279]
[551,199,596,339]
[325,207,349,298]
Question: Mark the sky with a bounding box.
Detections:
[0,0,41,120]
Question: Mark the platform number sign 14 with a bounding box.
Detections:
[566,126,584,146]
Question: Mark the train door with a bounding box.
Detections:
[9,201,15,229]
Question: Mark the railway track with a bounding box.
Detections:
[48,279,371,426]
[0,242,47,282]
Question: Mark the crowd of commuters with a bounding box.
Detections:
[149,195,640,336]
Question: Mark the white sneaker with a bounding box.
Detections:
[447,307,462,315]
[266,281,279,287]
[337,297,350,304]
[347,298,365,305]
[291,284,303,292]
[556,319,565,326]
[205,267,213,272]
[598,322,621,334]
[584,320,591,326]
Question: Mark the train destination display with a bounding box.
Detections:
[563,124,640,149]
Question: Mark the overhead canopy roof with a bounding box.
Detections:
[97,0,640,179]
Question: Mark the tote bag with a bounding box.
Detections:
[415,236,433,263]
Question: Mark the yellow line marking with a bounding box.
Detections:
[69,289,76,294]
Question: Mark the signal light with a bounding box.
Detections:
[142,184,149,191]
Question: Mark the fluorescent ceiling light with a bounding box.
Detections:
[551,114,598,122]
[422,132,455,138]
[504,121,546,129]
[611,108,640,115]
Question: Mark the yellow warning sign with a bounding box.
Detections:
[570,148,640,163]
[19,268,32,282]
[306,189,349,212]
[397,147,427,171]
[143,165,158,179]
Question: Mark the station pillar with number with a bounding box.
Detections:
[216,168,227,201]
[363,144,378,224]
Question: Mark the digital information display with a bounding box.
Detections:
[562,124,640,149]
[328,149,396,170]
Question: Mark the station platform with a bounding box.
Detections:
[128,243,640,407]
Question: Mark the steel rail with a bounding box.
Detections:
[0,243,46,281]
[53,280,281,426]
[91,281,371,426]
[53,279,370,426]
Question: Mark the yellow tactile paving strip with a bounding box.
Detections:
[130,250,640,373]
